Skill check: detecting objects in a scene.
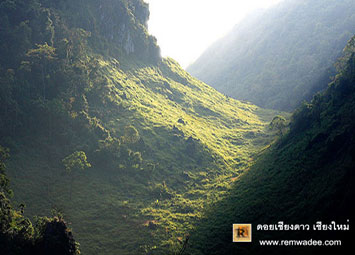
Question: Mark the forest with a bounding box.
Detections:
[188,0,355,111]
[0,0,354,254]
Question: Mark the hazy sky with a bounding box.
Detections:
[145,0,282,68]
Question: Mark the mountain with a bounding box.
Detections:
[187,0,355,111]
[0,1,282,254]
[187,35,355,255]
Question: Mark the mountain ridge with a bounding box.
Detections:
[187,0,355,111]
[0,1,283,254]
[187,35,355,255]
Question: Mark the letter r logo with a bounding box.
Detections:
[233,224,252,242]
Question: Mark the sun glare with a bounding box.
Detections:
[145,0,282,68]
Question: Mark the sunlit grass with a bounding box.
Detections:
[9,55,287,254]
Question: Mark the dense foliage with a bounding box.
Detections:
[0,0,283,254]
[0,146,80,255]
[3,1,352,254]
[187,36,355,255]
[187,0,355,111]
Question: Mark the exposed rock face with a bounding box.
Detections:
[67,0,160,62]
[131,0,150,27]
[124,31,134,54]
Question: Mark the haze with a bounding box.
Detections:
[146,0,282,68]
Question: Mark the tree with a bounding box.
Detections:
[123,125,140,144]
[62,151,91,200]
[26,43,57,99]
[270,115,287,136]
[1,146,35,253]
[0,146,80,254]
[35,216,80,255]
[0,146,11,196]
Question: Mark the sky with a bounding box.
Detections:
[145,0,282,68]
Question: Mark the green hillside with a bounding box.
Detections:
[0,1,283,254]
[1,145,81,255]
[187,36,355,255]
[187,0,355,111]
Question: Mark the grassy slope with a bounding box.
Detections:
[0,1,286,254]
[187,36,355,255]
[7,54,283,255]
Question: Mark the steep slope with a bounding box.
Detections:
[187,0,355,111]
[0,1,282,254]
[188,36,355,255]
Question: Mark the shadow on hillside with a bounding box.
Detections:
[185,131,355,255]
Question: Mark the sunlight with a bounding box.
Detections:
[145,0,283,68]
